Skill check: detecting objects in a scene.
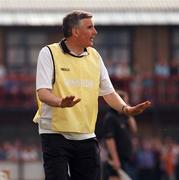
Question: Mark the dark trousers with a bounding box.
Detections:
[41,134,100,180]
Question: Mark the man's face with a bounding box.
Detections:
[75,18,97,47]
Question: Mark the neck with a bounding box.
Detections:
[65,39,84,55]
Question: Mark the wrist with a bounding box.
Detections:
[56,98,62,107]
[121,105,128,115]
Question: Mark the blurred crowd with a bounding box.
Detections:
[0,69,36,108]
[0,136,179,180]
[1,55,179,108]
[100,136,179,180]
[0,139,41,162]
[105,55,178,79]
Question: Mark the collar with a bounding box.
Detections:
[59,38,88,58]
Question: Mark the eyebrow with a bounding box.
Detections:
[88,25,94,28]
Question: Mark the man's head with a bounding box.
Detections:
[62,10,97,47]
[62,10,92,38]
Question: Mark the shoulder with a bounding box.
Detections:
[39,43,60,57]
[39,45,54,57]
[47,43,59,49]
[39,46,49,54]
[38,46,53,66]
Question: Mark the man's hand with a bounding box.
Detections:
[59,96,81,108]
[124,101,151,116]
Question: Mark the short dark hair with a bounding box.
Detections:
[62,10,93,38]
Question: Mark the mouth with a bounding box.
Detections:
[90,37,95,43]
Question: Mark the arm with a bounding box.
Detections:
[37,88,81,108]
[103,91,151,116]
[128,116,138,135]
[36,47,80,108]
[103,91,127,112]
[105,138,121,171]
[99,57,151,115]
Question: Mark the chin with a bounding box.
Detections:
[84,41,93,48]
[89,42,94,47]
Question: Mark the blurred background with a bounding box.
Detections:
[0,0,179,179]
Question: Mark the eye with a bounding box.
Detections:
[88,25,93,29]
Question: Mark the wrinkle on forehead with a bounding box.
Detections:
[78,18,94,27]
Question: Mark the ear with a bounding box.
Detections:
[72,27,79,37]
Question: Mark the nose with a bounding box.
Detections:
[93,27,97,35]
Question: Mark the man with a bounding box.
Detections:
[33,10,151,180]
[102,91,138,180]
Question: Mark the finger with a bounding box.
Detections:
[62,97,81,107]
[60,97,73,107]
[137,101,151,109]
[71,99,81,107]
[65,96,75,101]
[143,101,151,106]
[73,98,81,104]
[142,102,152,110]
[62,96,75,104]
